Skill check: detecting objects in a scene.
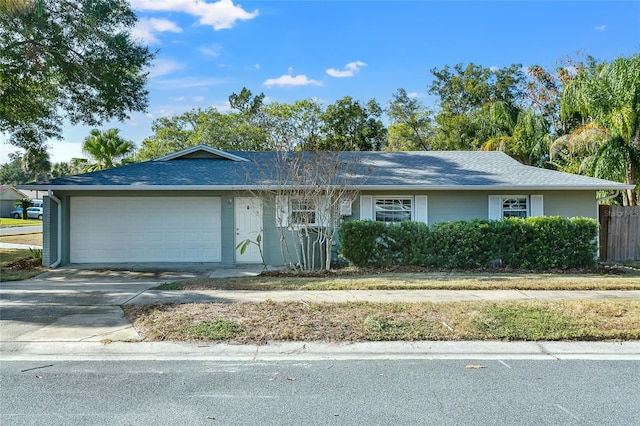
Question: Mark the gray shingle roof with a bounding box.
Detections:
[23,148,633,191]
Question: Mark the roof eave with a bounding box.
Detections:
[17,184,635,191]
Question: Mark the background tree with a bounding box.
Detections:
[478,103,550,166]
[319,97,387,151]
[0,152,33,184]
[21,146,51,182]
[136,107,269,161]
[386,88,435,151]
[262,99,324,151]
[0,0,154,150]
[428,63,526,150]
[82,128,135,171]
[559,53,640,205]
[50,158,87,178]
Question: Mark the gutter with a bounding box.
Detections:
[47,190,62,268]
[597,190,620,203]
[18,183,636,192]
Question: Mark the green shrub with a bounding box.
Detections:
[29,248,43,260]
[338,216,598,270]
[386,221,431,266]
[338,220,388,267]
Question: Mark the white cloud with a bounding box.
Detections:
[145,113,154,119]
[49,143,84,163]
[193,96,205,102]
[169,96,186,101]
[489,66,499,72]
[131,0,259,30]
[407,92,420,98]
[132,17,182,44]
[199,44,222,57]
[595,24,607,31]
[326,61,367,78]
[211,102,231,112]
[262,75,323,88]
[151,76,227,89]
[148,58,185,78]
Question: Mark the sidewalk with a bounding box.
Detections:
[128,289,640,305]
[0,242,42,249]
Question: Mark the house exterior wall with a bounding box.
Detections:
[44,188,598,267]
[46,190,286,267]
[42,196,59,267]
[0,188,25,217]
[350,190,598,223]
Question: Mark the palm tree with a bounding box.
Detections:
[14,198,33,220]
[22,147,51,182]
[82,128,135,171]
[560,54,640,205]
[479,102,550,166]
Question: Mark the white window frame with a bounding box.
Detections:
[374,196,413,223]
[501,195,529,218]
[488,195,543,220]
[289,197,318,227]
[276,195,330,228]
[360,195,428,224]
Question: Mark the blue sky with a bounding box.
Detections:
[2,0,639,164]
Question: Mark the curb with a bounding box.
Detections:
[2,340,639,361]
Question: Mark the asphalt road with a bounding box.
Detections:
[1,359,639,425]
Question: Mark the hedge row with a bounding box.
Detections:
[338,217,598,270]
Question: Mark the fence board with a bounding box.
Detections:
[601,206,640,261]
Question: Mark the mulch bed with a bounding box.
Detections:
[5,258,43,270]
[259,264,625,278]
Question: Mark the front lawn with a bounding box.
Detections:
[124,299,640,343]
[0,249,46,281]
[0,218,43,228]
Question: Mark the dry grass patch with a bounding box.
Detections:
[0,233,43,246]
[155,273,640,292]
[123,299,640,344]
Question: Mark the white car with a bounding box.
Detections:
[10,207,43,220]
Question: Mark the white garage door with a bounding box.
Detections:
[70,196,221,263]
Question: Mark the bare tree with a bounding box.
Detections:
[248,151,371,271]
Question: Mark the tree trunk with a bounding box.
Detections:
[626,161,636,206]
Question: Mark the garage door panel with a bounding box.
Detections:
[70,196,221,263]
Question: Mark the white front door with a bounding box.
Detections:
[235,197,263,263]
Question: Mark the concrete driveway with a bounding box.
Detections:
[0,264,266,343]
[0,270,164,343]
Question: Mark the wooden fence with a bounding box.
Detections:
[599,205,640,261]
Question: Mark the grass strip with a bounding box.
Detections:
[0,233,43,246]
[123,299,640,344]
[152,273,640,292]
[0,219,43,228]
